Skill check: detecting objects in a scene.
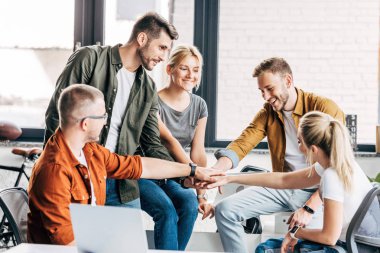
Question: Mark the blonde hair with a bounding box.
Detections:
[167,44,203,90]
[299,111,354,191]
[58,84,104,128]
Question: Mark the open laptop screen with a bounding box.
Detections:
[70,204,149,253]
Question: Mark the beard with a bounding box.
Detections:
[278,91,289,111]
[137,45,153,71]
[271,87,290,111]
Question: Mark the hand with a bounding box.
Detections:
[287,207,313,229]
[198,175,229,190]
[198,200,215,220]
[194,167,225,182]
[182,177,195,188]
[281,232,298,253]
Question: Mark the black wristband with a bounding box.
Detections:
[303,205,315,214]
[189,163,197,177]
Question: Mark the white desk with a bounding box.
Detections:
[5,243,222,253]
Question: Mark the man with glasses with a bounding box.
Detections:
[77,112,108,122]
[28,84,220,245]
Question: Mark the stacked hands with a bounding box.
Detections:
[183,170,230,192]
[181,168,227,189]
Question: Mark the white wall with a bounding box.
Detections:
[173,0,379,144]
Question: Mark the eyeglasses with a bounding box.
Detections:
[76,112,108,123]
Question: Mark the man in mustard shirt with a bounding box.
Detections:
[212,57,345,253]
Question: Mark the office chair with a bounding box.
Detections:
[346,183,380,253]
[0,187,29,248]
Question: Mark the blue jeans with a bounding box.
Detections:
[105,179,141,209]
[255,238,347,253]
[215,187,323,253]
[138,179,198,250]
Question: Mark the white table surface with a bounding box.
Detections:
[5,243,222,253]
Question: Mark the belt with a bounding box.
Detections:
[301,188,318,193]
[156,179,167,186]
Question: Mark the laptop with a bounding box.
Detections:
[70,204,149,253]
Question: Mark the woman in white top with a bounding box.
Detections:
[205,111,372,253]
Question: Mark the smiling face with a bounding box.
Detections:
[137,30,172,71]
[168,55,200,91]
[257,72,292,111]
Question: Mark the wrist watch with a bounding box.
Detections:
[302,204,315,214]
[197,192,208,200]
[289,225,300,240]
[189,162,197,177]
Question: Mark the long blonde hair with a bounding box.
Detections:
[167,44,203,90]
[299,111,354,191]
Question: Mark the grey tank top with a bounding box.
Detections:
[158,93,208,149]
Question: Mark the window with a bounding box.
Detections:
[192,0,379,150]
[104,0,194,90]
[3,0,378,151]
[0,0,74,128]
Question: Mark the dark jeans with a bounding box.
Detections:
[138,179,198,251]
[255,238,347,253]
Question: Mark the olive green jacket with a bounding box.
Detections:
[45,44,174,202]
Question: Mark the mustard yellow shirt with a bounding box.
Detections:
[225,88,345,172]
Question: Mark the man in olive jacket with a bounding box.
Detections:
[45,12,178,207]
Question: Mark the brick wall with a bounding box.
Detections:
[173,0,379,144]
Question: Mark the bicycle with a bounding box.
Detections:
[0,147,41,187]
[0,122,42,249]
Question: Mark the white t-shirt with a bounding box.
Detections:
[282,111,308,171]
[105,68,136,152]
[76,149,97,206]
[314,162,372,241]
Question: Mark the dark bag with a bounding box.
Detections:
[244,217,262,234]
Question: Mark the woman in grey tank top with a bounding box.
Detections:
[138,45,213,251]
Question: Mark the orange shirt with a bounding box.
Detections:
[27,129,142,245]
